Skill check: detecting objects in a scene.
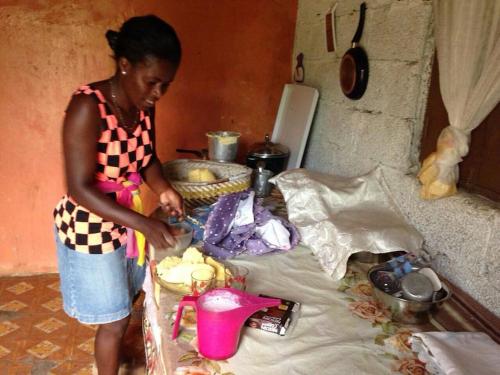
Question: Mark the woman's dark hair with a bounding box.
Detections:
[106,15,181,65]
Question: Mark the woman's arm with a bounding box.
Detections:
[63,94,175,249]
[141,157,184,217]
[141,107,184,218]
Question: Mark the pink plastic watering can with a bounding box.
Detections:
[171,288,281,360]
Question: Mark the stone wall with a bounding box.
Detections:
[294,0,499,315]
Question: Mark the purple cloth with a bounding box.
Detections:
[202,191,300,259]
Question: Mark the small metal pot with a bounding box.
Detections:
[206,131,240,162]
[246,134,290,176]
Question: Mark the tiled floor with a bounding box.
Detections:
[0,274,145,374]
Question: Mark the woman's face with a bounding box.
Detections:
[119,56,178,111]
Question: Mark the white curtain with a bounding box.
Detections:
[418,0,500,199]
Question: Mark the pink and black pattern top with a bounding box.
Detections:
[53,85,154,254]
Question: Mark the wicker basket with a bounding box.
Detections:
[162,159,252,208]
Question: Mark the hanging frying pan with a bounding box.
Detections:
[340,2,368,100]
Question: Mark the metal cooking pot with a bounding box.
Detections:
[246,134,290,176]
[206,131,241,162]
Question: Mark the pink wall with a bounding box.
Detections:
[0,1,297,274]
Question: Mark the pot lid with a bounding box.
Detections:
[248,134,289,158]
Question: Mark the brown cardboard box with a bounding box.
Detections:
[245,295,300,336]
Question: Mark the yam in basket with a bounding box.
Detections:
[162,159,252,209]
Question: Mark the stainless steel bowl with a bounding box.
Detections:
[368,264,451,324]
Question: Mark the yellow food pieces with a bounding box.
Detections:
[205,256,226,281]
[182,247,205,264]
[187,168,217,183]
[157,256,181,270]
[162,263,214,285]
[156,246,227,286]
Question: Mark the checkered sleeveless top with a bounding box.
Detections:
[53,85,154,254]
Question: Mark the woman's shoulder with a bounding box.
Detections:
[72,80,108,103]
[65,85,103,120]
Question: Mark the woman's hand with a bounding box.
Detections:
[159,188,184,219]
[140,158,184,219]
[141,217,176,250]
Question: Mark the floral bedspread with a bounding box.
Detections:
[144,246,433,375]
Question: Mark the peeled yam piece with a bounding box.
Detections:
[205,256,226,281]
[163,263,215,285]
[182,247,205,264]
[187,168,217,182]
[157,256,182,274]
[157,246,218,286]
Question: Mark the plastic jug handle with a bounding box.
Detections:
[171,295,198,340]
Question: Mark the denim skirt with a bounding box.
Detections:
[55,229,145,324]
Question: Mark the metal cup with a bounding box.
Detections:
[253,167,273,197]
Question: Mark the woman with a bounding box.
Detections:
[53,15,183,374]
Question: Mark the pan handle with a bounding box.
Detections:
[351,2,366,46]
[176,148,208,160]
